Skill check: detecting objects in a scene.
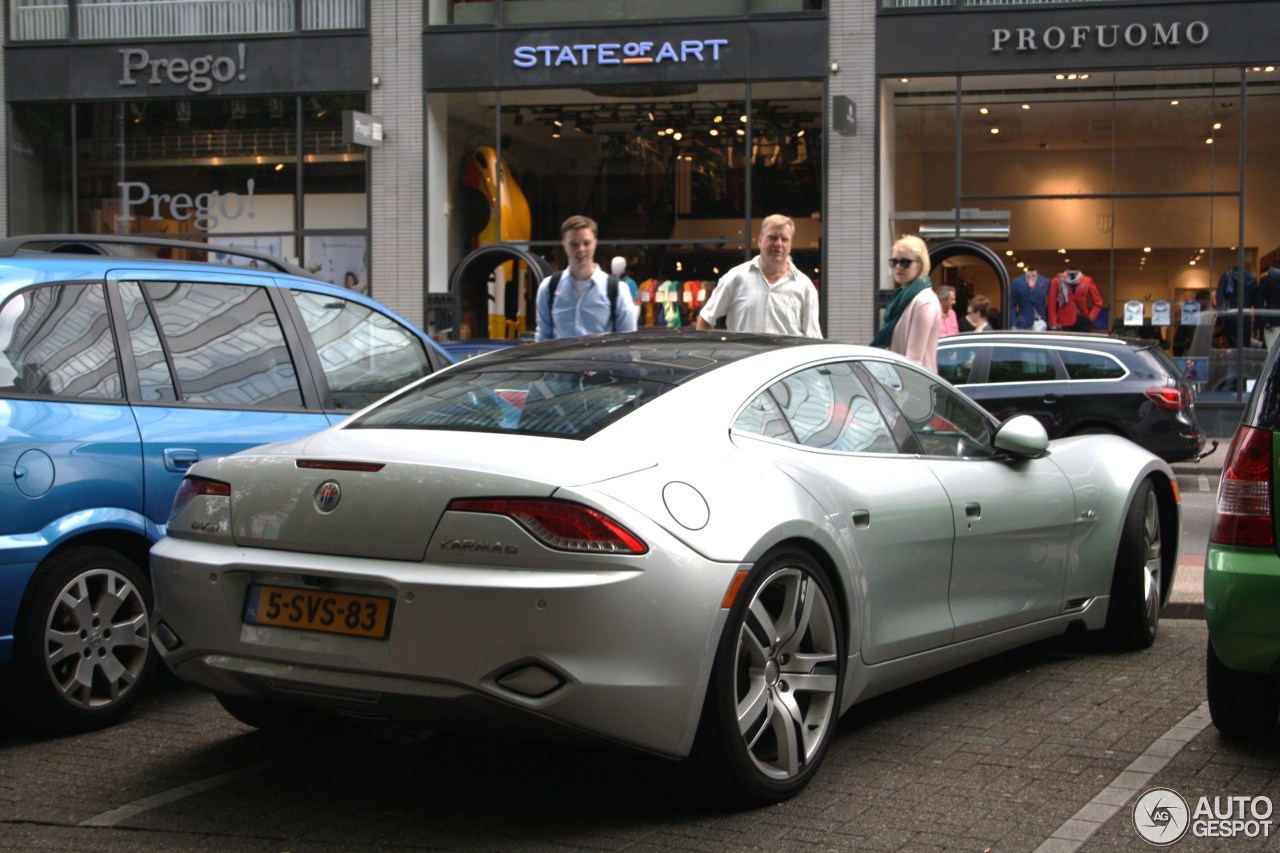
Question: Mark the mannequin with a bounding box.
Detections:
[610,255,640,317]
[1049,267,1104,332]
[1011,267,1051,330]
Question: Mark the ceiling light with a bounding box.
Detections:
[713,115,723,123]
[796,129,805,138]
[1058,248,1067,254]
[1213,122,1222,130]
[1021,104,1031,110]
[979,107,989,115]
[900,78,909,84]
[274,163,284,171]
[1055,74,1065,80]
[989,127,1000,134]
[1205,137,1214,144]
[1080,74,1090,80]
[1143,247,1152,253]
[709,128,719,136]
[1005,250,1014,256]
[673,132,683,141]
[1170,99,1180,106]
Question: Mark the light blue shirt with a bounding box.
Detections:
[535,267,638,341]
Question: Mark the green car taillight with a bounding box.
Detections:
[1210,425,1275,548]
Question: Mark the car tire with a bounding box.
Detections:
[1206,638,1280,738]
[693,548,844,806]
[1104,478,1163,650]
[7,545,155,733]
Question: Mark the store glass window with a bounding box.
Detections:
[10,0,364,42]
[432,82,823,341]
[429,0,822,26]
[8,96,368,290]
[885,66,1280,397]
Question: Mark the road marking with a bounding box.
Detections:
[80,747,322,828]
[1199,474,1211,493]
[1033,701,1211,852]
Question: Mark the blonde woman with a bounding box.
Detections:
[870,235,941,372]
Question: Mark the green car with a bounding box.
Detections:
[1205,346,1280,737]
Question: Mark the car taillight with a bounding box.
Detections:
[448,497,648,554]
[1144,385,1191,410]
[169,475,231,522]
[1210,425,1274,547]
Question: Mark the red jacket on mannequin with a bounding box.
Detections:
[1049,269,1104,331]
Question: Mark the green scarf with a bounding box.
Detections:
[870,276,932,348]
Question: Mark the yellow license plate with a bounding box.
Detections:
[243,584,392,639]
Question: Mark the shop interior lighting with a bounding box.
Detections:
[979,107,989,115]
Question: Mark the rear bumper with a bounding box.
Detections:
[1205,544,1280,674]
[150,535,736,758]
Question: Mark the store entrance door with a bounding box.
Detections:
[929,239,1010,329]
[449,244,553,342]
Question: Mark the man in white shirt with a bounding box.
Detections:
[534,215,638,341]
[695,214,822,338]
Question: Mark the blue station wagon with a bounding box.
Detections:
[0,236,452,732]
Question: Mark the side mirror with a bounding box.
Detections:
[993,414,1049,458]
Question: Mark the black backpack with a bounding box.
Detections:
[548,270,621,336]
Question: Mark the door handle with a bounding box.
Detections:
[1041,394,1060,404]
[965,502,981,519]
[851,510,871,528]
[163,448,199,473]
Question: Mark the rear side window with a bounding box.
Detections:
[131,281,304,408]
[290,290,432,411]
[988,346,1058,383]
[736,361,896,453]
[1059,348,1127,380]
[0,283,123,399]
[937,344,980,385]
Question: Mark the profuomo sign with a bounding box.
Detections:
[876,1,1270,77]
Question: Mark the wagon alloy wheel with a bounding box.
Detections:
[8,546,156,732]
[697,549,844,805]
[1105,478,1163,650]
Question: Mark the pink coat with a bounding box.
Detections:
[890,288,941,373]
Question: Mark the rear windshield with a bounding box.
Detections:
[348,368,666,438]
[346,332,820,439]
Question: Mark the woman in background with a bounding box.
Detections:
[870,235,940,372]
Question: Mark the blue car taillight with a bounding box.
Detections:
[1210,425,1274,548]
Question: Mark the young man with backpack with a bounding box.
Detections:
[534,214,637,341]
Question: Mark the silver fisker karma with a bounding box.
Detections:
[151,332,1179,805]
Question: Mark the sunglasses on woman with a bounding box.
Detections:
[887,258,915,269]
